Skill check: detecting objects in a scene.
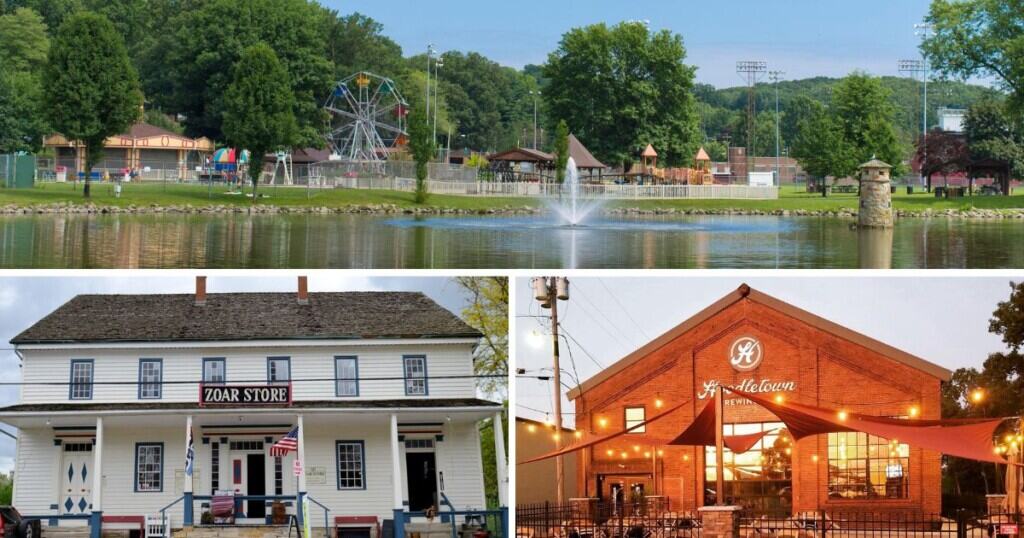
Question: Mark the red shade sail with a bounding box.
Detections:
[729,389,1011,465]
[667,395,773,453]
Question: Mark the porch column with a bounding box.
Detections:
[493,412,508,507]
[296,414,306,528]
[184,415,194,526]
[89,417,103,538]
[390,414,404,538]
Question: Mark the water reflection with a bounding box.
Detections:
[0,213,1022,269]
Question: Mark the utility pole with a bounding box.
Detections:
[769,70,784,187]
[899,23,933,191]
[533,277,570,505]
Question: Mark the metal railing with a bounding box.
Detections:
[304,494,332,538]
[516,499,681,538]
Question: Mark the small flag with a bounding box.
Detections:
[270,427,299,457]
[184,425,195,476]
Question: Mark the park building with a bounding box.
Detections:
[0,277,507,538]
[44,122,215,181]
[564,285,947,515]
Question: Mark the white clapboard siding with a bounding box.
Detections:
[100,426,186,521]
[19,343,476,404]
[436,421,486,511]
[13,429,60,515]
[302,422,394,520]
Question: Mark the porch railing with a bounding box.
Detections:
[400,508,507,538]
[304,494,332,538]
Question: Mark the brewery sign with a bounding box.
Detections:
[696,335,797,402]
[200,384,292,406]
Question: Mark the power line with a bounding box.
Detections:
[572,284,640,352]
[597,278,652,341]
[0,374,506,387]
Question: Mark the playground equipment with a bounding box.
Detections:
[638,146,714,185]
[324,71,408,174]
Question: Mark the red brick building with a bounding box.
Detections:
[567,285,950,514]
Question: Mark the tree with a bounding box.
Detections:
[553,120,569,183]
[0,68,48,153]
[44,11,141,197]
[790,105,857,184]
[942,282,1024,498]
[3,0,82,34]
[915,128,970,191]
[544,21,701,170]
[964,97,1024,185]
[406,107,434,204]
[0,7,49,73]
[321,10,404,80]
[922,0,1024,112]
[455,276,508,398]
[831,73,907,177]
[159,0,331,146]
[223,43,297,203]
[478,408,508,508]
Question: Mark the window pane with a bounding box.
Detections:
[269,358,290,383]
[204,360,225,384]
[136,444,162,492]
[625,407,646,433]
[140,361,161,399]
[404,357,426,395]
[336,442,364,489]
[827,432,909,499]
[70,362,93,399]
[336,358,358,396]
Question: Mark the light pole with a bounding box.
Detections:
[433,56,443,155]
[769,70,784,187]
[530,90,541,150]
[532,277,570,505]
[425,44,434,123]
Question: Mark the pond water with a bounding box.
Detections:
[0,213,1022,269]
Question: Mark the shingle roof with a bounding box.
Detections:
[0,398,501,413]
[567,134,606,169]
[12,292,482,344]
[125,122,188,140]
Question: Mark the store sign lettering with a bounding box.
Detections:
[697,378,797,400]
[729,336,763,371]
[201,385,291,406]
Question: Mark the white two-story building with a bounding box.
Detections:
[0,277,508,538]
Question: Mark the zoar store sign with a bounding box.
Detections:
[697,336,798,402]
[200,384,292,406]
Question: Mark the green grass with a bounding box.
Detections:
[0,181,1021,213]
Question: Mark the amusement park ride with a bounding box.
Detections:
[324,71,409,172]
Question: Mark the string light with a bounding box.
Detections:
[644,451,651,458]
[633,445,640,452]
[606,449,614,456]
[970,389,985,403]
[574,431,583,439]
[552,433,560,441]
[598,417,608,428]
[544,414,553,427]
[908,406,920,418]
[837,410,849,421]
[655,397,664,409]
[621,452,628,459]
[683,454,690,461]
[657,450,664,456]
[527,424,536,433]
[811,454,819,462]
[774,394,785,404]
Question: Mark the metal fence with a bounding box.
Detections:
[516,503,1022,538]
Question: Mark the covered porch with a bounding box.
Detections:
[0,403,508,538]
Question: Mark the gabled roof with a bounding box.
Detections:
[567,134,606,169]
[487,147,554,163]
[641,144,658,157]
[566,284,951,400]
[126,122,187,140]
[12,292,481,345]
[695,147,711,161]
[860,158,892,169]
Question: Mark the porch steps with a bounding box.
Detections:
[41,528,91,538]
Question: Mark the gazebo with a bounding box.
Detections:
[969,157,1014,195]
[567,134,607,179]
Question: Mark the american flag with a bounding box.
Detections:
[270,427,299,457]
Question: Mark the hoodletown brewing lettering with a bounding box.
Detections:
[696,378,797,400]
[201,385,291,406]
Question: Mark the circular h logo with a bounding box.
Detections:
[729,336,763,372]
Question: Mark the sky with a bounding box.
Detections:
[0,274,478,473]
[515,276,1020,428]
[324,0,942,87]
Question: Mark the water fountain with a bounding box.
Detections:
[547,157,604,226]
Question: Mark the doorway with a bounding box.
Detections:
[246,454,266,519]
[405,452,438,512]
[60,443,93,515]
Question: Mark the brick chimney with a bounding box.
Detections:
[297,276,309,305]
[195,276,207,306]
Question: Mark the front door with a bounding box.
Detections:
[246,454,266,519]
[61,443,93,515]
[405,452,438,512]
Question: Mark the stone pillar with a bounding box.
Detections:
[858,158,894,228]
[89,417,104,538]
[697,506,742,538]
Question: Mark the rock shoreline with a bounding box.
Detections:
[0,202,1022,219]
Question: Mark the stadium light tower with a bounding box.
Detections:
[900,22,934,189]
[737,61,767,180]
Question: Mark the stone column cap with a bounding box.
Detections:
[697,505,745,512]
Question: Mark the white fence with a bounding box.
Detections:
[331,177,779,200]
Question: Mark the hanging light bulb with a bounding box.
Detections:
[657,450,664,457]
[644,451,651,458]
[574,431,583,439]
[527,424,536,433]
[837,410,848,421]
[655,396,664,409]
[683,454,690,461]
[544,413,553,427]
[606,449,613,456]
[598,417,608,428]
[908,406,920,418]
[774,394,785,404]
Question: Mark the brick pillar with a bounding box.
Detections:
[697,506,742,538]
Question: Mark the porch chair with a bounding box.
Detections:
[211,491,236,525]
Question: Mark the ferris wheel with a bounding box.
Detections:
[324,71,408,167]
